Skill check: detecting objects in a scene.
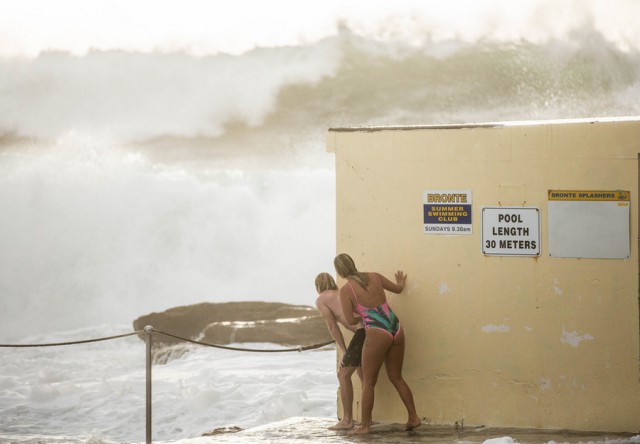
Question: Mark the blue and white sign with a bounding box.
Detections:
[423,190,472,235]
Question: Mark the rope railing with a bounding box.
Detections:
[0,331,143,348]
[153,328,335,352]
[0,325,336,443]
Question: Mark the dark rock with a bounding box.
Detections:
[202,425,244,436]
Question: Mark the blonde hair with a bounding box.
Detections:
[333,253,370,290]
[315,272,337,293]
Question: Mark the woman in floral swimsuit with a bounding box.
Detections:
[334,253,421,435]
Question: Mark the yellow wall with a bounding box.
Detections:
[326,118,640,432]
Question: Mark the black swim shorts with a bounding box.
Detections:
[341,328,366,368]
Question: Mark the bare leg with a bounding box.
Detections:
[329,366,357,430]
[349,331,391,435]
[353,367,375,424]
[384,328,421,431]
[356,367,363,384]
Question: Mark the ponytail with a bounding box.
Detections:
[333,253,370,290]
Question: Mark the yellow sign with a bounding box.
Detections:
[548,190,629,201]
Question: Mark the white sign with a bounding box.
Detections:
[482,207,540,256]
[548,190,629,259]
[423,190,472,235]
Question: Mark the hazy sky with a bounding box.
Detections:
[1,0,638,57]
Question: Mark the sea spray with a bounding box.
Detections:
[0,136,335,339]
[1,30,638,142]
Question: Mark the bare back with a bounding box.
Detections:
[316,289,362,332]
[347,272,395,309]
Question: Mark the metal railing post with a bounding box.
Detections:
[144,325,153,444]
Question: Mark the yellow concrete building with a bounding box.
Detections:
[326,117,640,433]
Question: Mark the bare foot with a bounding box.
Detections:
[347,425,370,435]
[328,420,354,430]
[404,417,422,431]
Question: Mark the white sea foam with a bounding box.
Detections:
[0,326,337,443]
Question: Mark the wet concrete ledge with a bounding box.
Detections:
[189,417,640,444]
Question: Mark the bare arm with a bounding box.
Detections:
[315,298,348,353]
[339,286,360,326]
[376,271,407,294]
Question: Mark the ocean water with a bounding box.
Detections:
[0,325,337,443]
[1,1,640,442]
